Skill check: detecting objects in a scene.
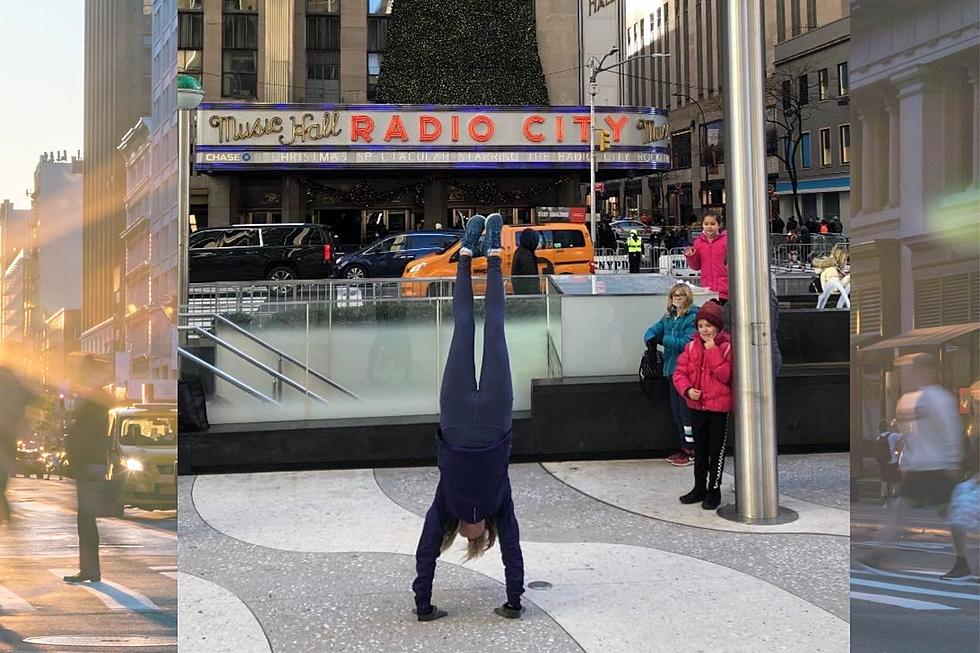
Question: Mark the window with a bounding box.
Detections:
[839,124,850,164]
[222,1,259,99]
[262,226,321,247]
[306,0,341,102]
[553,230,587,249]
[670,130,692,169]
[837,62,848,96]
[178,0,203,82]
[800,132,812,168]
[798,74,809,105]
[819,128,831,166]
[367,1,392,101]
[782,80,792,111]
[410,234,458,250]
[817,68,828,101]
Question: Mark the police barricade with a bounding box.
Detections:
[594,253,630,274]
[659,252,700,280]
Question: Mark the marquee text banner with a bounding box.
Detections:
[194,105,670,170]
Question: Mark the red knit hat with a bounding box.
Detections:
[695,301,724,330]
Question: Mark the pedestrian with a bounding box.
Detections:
[64,353,113,584]
[511,228,541,295]
[785,217,798,234]
[626,229,643,273]
[672,301,732,510]
[829,217,843,234]
[868,354,968,579]
[673,226,690,250]
[684,212,729,303]
[814,245,850,309]
[770,214,785,234]
[0,366,34,526]
[645,283,700,467]
[819,219,829,234]
[874,418,903,504]
[413,213,525,621]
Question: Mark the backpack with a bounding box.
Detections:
[639,341,665,399]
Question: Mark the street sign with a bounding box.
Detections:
[594,182,605,193]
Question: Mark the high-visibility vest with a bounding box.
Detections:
[627,236,643,253]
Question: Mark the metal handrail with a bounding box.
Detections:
[183,312,361,401]
[177,347,279,405]
[178,325,331,404]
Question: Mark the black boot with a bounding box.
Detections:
[701,488,721,510]
[416,605,448,622]
[679,487,706,504]
[63,572,100,583]
[940,558,972,580]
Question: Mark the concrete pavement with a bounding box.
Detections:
[179,453,850,652]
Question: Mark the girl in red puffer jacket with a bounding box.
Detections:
[684,212,729,302]
[672,300,733,510]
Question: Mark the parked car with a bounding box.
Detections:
[402,222,594,297]
[15,449,45,479]
[333,230,462,279]
[188,223,336,283]
[610,220,656,242]
[106,404,177,511]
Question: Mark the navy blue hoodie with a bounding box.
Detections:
[412,429,524,613]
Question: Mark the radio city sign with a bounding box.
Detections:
[195,104,670,170]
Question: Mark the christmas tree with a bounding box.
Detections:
[376,0,550,105]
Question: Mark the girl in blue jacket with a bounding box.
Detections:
[412,213,525,622]
[644,283,700,466]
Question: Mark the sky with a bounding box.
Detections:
[0,1,84,208]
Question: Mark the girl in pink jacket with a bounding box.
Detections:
[684,213,729,302]
[672,301,732,510]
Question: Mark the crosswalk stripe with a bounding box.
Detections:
[49,569,161,612]
[160,572,178,580]
[149,566,177,571]
[850,577,980,602]
[850,591,958,611]
[852,565,980,587]
[0,583,36,612]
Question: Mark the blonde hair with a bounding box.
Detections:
[813,244,848,270]
[666,283,695,317]
[440,518,498,562]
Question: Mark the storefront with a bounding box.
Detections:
[192,104,669,248]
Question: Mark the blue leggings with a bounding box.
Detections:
[440,255,513,447]
[668,383,693,449]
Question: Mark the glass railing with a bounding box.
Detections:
[182,278,550,425]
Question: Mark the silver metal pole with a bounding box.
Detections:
[589,68,598,247]
[177,109,191,355]
[719,0,794,524]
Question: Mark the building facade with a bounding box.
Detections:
[849,0,979,478]
[181,1,638,246]
[618,0,848,224]
[33,152,84,318]
[82,0,152,355]
[42,308,82,394]
[773,15,850,229]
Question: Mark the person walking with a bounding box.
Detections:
[511,228,541,295]
[64,354,113,584]
[413,213,525,621]
[814,245,850,309]
[645,283,699,467]
[868,354,968,579]
[684,212,729,303]
[874,418,903,504]
[672,301,733,510]
[0,366,34,525]
[626,230,643,273]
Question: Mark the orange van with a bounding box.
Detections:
[401,222,594,297]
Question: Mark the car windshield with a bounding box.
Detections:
[119,415,177,446]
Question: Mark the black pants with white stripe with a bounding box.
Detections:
[691,410,729,492]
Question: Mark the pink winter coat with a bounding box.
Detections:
[685,232,729,300]
[672,330,733,413]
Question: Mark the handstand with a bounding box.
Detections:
[412,213,525,622]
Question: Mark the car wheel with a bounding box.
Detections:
[344,265,368,280]
[267,266,296,282]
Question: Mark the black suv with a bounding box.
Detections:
[333,231,462,279]
[189,224,336,283]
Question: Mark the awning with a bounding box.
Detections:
[861,322,980,352]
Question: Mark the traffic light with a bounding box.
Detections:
[598,129,612,152]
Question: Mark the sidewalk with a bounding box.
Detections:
[178,453,850,653]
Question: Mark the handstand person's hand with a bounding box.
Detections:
[494,602,524,619]
[416,605,448,622]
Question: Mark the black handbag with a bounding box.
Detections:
[639,341,665,399]
[76,465,123,518]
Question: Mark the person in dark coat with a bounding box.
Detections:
[770,214,785,234]
[510,228,540,295]
[64,354,113,583]
[413,213,524,622]
[0,366,34,525]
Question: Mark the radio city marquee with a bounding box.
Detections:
[194,105,670,170]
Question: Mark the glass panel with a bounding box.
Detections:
[368,0,394,14]
[307,15,340,50]
[178,49,203,74]
[839,124,850,164]
[224,0,259,11]
[178,12,203,48]
[798,75,808,105]
[367,52,383,76]
[178,0,203,8]
[818,69,829,101]
[800,133,812,168]
[367,16,389,51]
[669,130,691,168]
[306,0,340,14]
[119,416,177,446]
[223,14,258,49]
[820,128,831,166]
[838,62,849,95]
[190,231,223,249]
[220,229,259,247]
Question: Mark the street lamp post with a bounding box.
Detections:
[672,93,709,212]
[177,74,204,356]
[586,50,670,246]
